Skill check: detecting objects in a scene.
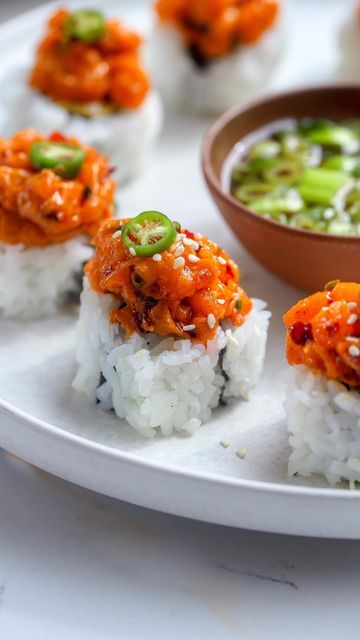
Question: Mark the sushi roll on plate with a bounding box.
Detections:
[0,8,163,184]
[73,211,271,437]
[0,128,115,319]
[284,281,360,486]
[149,0,283,115]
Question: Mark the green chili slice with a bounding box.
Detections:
[29,141,85,179]
[263,159,303,185]
[64,9,106,43]
[121,211,177,257]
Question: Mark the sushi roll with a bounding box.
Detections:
[284,281,360,485]
[73,211,270,437]
[0,128,115,319]
[149,0,283,116]
[0,8,163,184]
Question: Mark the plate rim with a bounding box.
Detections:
[1,0,359,539]
[1,396,357,502]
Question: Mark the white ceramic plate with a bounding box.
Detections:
[0,0,359,538]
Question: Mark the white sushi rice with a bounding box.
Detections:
[285,365,360,485]
[148,23,284,116]
[0,67,163,184]
[0,238,92,319]
[73,278,270,437]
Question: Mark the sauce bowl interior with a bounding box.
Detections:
[202,86,360,291]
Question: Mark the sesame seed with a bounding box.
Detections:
[349,345,360,357]
[347,314,358,325]
[218,256,226,265]
[218,299,225,305]
[321,306,329,312]
[183,238,199,251]
[236,448,247,459]
[183,324,195,331]
[220,440,230,448]
[112,230,122,239]
[188,254,200,263]
[195,233,203,240]
[173,256,185,269]
[348,302,358,309]
[346,337,359,342]
[52,192,63,206]
[152,253,162,262]
[174,245,185,257]
[129,247,136,257]
[207,313,216,329]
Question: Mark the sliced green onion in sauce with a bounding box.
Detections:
[229,117,360,236]
[307,126,358,150]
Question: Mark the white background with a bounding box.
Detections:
[1,1,360,639]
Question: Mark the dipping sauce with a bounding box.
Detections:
[229,118,360,235]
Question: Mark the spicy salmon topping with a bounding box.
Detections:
[86,214,252,344]
[0,129,115,247]
[30,8,150,109]
[155,0,280,62]
[284,281,360,389]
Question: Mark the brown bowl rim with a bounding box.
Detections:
[202,83,360,245]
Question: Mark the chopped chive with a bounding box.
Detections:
[323,155,358,173]
[307,126,358,150]
[249,140,280,160]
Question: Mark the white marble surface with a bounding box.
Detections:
[2,449,360,640]
[1,1,360,638]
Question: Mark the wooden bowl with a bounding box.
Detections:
[202,86,360,291]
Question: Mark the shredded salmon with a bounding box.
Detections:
[30,9,150,109]
[86,218,252,344]
[0,129,115,247]
[284,282,360,389]
[155,0,280,60]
